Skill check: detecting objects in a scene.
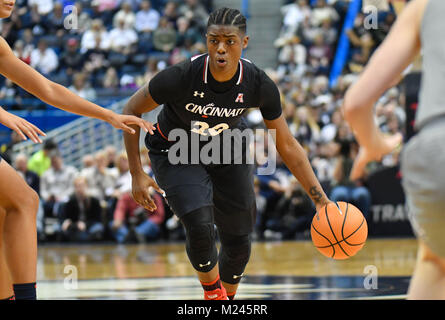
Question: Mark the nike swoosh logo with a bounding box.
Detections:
[199,261,211,268]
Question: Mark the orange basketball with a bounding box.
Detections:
[311,201,368,260]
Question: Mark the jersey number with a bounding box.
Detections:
[191,121,229,136]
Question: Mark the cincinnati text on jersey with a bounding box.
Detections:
[185,102,247,117]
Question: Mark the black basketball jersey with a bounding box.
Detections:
[147,53,282,146]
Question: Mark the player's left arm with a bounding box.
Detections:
[342,0,426,179]
[258,72,330,210]
[264,115,330,211]
[0,36,151,134]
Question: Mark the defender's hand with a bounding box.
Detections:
[350,132,403,180]
[108,113,156,135]
[0,109,46,143]
[131,173,164,212]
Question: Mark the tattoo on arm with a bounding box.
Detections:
[309,186,323,204]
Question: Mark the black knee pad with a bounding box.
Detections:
[218,231,251,284]
[180,206,218,273]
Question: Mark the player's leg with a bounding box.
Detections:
[0,207,14,300]
[208,163,257,300]
[179,206,227,299]
[407,240,445,299]
[401,126,445,299]
[218,230,251,299]
[0,159,39,300]
[148,152,225,299]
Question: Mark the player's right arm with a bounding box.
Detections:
[122,83,162,212]
[123,64,186,211]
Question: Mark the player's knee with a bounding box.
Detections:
[180,206,218,272]
[219,232,251,284]
[23,188,39,215]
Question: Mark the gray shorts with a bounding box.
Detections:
[401,120,445,257]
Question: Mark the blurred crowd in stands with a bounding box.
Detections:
[0,0,406,242]
[0,0,211,110]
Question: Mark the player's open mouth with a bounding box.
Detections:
[3,3,14,9]
[216,58,227,67]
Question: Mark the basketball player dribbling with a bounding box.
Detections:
[0,0,154,300]
[123,7,332,300]
[343,0,445,299]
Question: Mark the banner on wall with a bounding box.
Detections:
[365,166,414,237]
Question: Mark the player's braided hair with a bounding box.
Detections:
[207,7,247,33]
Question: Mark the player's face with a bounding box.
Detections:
[0,0,15,18]
[206,25,249,73]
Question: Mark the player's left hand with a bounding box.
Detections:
[350,132,403,180]
[108,113,156,135]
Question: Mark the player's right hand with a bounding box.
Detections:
[0,108,46,143]
[131,173,164,212]
[350,132,403,180]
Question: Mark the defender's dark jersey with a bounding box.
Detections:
[146,53,282,152]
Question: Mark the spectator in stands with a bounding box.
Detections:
[0,131,21,164]
[113,1,136,29]
[108,16,138,55]
[276,36,307,77]
[47,2,65,33]
[40,153,79,236]
[12,39,31,65]
[105,152,132,220]
[59,38,85,77]
[61,176,104,242]
[110,191,164,243]
[162,1,179,28]
[81,150,117,206]
[28,138,58,176]
[71,2,93,35]
[15,153,40,195]
[69,72,97,101]
[81,19,110,53]
[346,12,375,62]
[135,57,160,86]
[30,39,59,76]
[134,0,160,34]
[264,177,314,239]
[311,0,339,27]
[175,16,202,48]
[152,16,176,52]
[81,154,95,170]
[177,0,209,32]
[105,145,117,168]
[256,156,292,238]
[330,140,371,218]
[280,0,311,39]
[28,0,54,17]
[102,67,120,89]
[289,106,320,147]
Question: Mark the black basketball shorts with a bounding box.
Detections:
[147,146,257,236]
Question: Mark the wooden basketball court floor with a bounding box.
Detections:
[35,238,417,300]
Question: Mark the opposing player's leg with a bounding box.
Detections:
[0,207,14,300]
[401,126,445,299]
[0,159,39,300]
[408,241,445,299]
